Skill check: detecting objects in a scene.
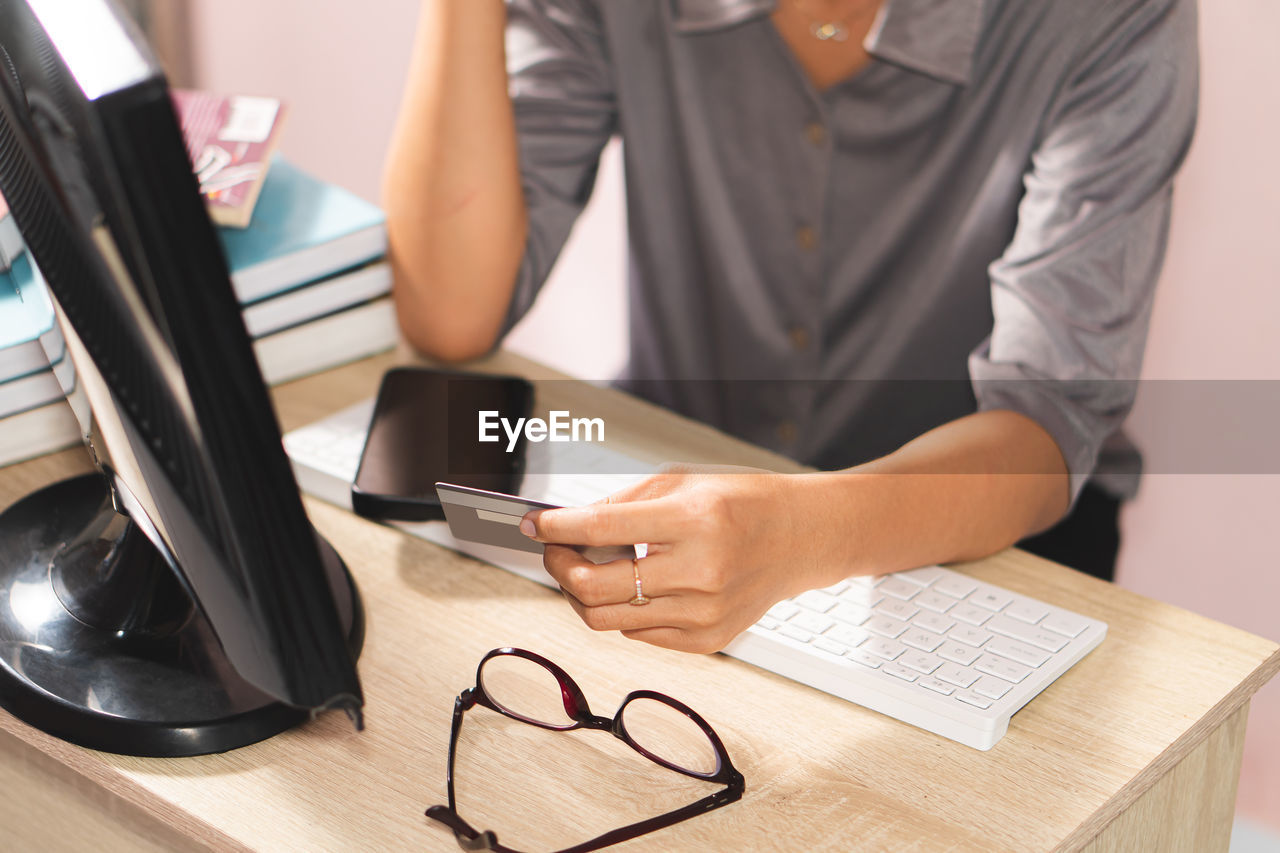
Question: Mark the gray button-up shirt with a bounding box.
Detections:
[500,0,1198,501]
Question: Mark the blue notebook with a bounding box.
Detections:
[218,157,387,305]
[0,252,62,385]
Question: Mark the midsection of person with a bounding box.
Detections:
[383,0,1198,652]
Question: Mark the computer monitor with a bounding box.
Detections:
[0,0,365,756]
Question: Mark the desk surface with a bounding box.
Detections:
[0,350,1277,853]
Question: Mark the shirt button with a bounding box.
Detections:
[805,122,827,147]
[777,421,798,445]
[795,225,818,252]
[788,326,810,351]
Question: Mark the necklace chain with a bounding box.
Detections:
[789,0,874,42]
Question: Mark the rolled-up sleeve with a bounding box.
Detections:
[501,0,617,333]
[969,0,1198,504]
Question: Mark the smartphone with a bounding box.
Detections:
[351,367,534,521]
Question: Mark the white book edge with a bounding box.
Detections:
[0,324,65,385]
[231,224,387,305]
[0,397,82,468]
[252,297,399,386]
[242,261,392,338]
[0,354,75,419]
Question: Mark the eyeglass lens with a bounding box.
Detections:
[481,652,722,777]
[479,652,576,726]
[619,697,720,776]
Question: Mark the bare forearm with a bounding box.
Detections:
[383,0,526,361]
[793,410,1071,587]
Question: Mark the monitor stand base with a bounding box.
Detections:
[0,473,365,757]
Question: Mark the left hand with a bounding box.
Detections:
[520,464,829,653]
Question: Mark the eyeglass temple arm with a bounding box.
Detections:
[428,781,742,853]
[444,690,477,812]
[426,805,520,853]
[552,774,745,853]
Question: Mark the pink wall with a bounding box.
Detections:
[1115,0,1280,827]
[188,0,1277,828]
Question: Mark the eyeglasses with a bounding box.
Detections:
[425,647,745,853]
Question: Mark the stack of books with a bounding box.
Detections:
[0,128,399,468]
[0,200,82,467]
[172,90,398,384]
[223,155,398,386]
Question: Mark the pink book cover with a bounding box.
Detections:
[171,89,287,229]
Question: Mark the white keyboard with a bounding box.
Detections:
[722,566,1105,749]
[285,401,1107,750]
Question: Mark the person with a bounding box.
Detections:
[382,0,1198,653]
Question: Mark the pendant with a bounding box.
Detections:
[810,21,850,42]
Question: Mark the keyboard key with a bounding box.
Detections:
[824,624,870,648]
[933,574,978,599]
[768,601,800,621]
[877,578,921,600]
[912,612,955,635]
[936,641,982,666]
[935,662,979,689]
[986,615,1070,654]
[914,591,958,613]
[841,587,884,609]
[865,615,909,639]
[882,662,919,682]
[791,611,835,635]
[778,624,812,643]
[875,599,920,622]
[985,636,1050,668]
[949,625,992,648]
[975,654,1031,684]
[895,566,948,586]
[970,588,1014,612]
[900,628,944,653]
[918,677,954,696]
[821,580,852,595]
[954,691,992,709]
[1006,600,1050,624]
[950,603,993,626]
[1042,611,1091,638]
[899,651,942,675]
[757,616,781,631]
[795,590,840,613]
[845,648,882,669]
[972,675,1013,701]
[829,602,871,626]
[860,637,906,661]
[813,637,846,657]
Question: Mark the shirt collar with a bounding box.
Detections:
[669,0,984,86]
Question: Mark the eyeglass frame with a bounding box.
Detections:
[425,647,746,853]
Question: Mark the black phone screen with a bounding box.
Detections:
[351,367,534,521]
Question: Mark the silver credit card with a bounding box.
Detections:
[435,482,636,564]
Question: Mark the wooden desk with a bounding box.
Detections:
[1,351,1276,852]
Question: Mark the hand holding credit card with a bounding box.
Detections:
[435,483,638,564]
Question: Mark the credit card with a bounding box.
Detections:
[435,482,636,564]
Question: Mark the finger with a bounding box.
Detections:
[544,546,685,606]
[543,545,634,607]
[561,591,683,634]
[521,497,688,547]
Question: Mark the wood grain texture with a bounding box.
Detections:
[0,351,1276,851]
[1077,703,1248,853]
